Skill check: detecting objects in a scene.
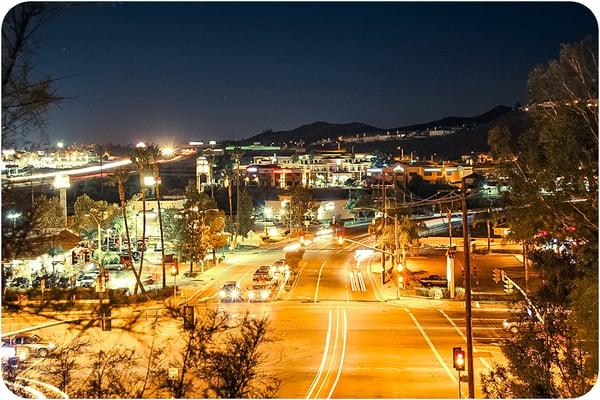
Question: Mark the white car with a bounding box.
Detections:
[247,283,273,302]
[219,281,241,302]
[77,274,97,288]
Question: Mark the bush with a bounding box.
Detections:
[110,286,175,305]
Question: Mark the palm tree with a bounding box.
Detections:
[472,208,497,253]
[129,147,151,294]
[147,144,167,288]
[232,148,243,248]
[108,169,146,294]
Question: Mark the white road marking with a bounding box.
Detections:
[405,308,457,384]
[306,309,333,399]
[357,271,366,292]
[315,306,340,398]
[314,259,328,303]
[438,309,492,370]
[328,308,348,399]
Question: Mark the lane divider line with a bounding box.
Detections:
[313,259,328,303]
[306,308,333,399]
[438,309,492,370]
[328,308,348,399]
[405,308,457,384]
[315,306,340,398]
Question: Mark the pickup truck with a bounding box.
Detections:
[418,274,448,288]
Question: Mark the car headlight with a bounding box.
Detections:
[261,290,270,299]
[248,291,255,299]
[503,320,509,327]
[231,289,239,298]
[48,343,56,349]
[219,290,226,298]
[270,266,276,274]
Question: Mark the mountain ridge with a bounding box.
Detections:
[245,105,515,145]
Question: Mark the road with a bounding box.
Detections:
[2,229,514,398]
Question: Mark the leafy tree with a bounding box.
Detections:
[147,144,167,287]
[77,347,142,398]
[2,3,63,147]
[201,313,280,398]
[238,189,255,238]
[471,209,501,253]
[42,337,89,393]
[31,195,63,233]
[173,185,222,272]
[287,186,319,228]
[482,38,598,397]
[69,194,119,238]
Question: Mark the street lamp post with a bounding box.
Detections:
[7,211,22,229]
[53,175,70,228]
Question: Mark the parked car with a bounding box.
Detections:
[76,274,97,288]
[104,263,125,271]
[55,277,72,289]
[247,282,273,302]
[9,277,30,290]
[219,281,241,302]
[418,274,448,288]
[272,259,288,274]
[2,334,56,357]
[142,274,155,285]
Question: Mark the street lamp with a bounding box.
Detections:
[7,211,21,229]
[53,174,70,228]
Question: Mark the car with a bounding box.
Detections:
[2,334,56,357]
[55,277,72,289]
[258,265,275,278]
[253,270,271,283]
[120,251,141,262]
[76,274,97,288]
[104,263,125,271]
[9,277,30,290]
[503,318,520,334]
[219,281,241,302]
[84,263,100,274]
[418,274,448,288]
[142,274,155,285]
[272,259,289,274]
[247,283,273,302]
[183,271,199,278]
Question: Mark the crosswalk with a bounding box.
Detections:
[347,271,366,292]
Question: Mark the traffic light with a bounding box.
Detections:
[504,279,514,294]
[71,251,78,265]
[337,235,344,245]
[84,252,90,262]
[493,268,501,283]
[453,347,465,371]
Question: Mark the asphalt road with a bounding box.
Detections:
[2,230,514,398]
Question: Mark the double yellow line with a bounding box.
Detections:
[306,306,348,399]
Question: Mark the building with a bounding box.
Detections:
[366,161,474,186]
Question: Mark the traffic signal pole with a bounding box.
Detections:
[460,179,475,398]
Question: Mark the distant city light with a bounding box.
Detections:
[57,142,64,149]
[209,140,217,145]
[136,142,146,148]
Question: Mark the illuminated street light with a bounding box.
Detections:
[7,211,22,228]
[57,141,64,149]
[161,147,174,156]
[136,141,146,148]
[144,175,160,186]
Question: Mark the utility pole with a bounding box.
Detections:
[461,178,475,398]
[381,172,386,285]
[448,207,453,248]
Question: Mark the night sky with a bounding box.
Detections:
[27,2,597,145]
